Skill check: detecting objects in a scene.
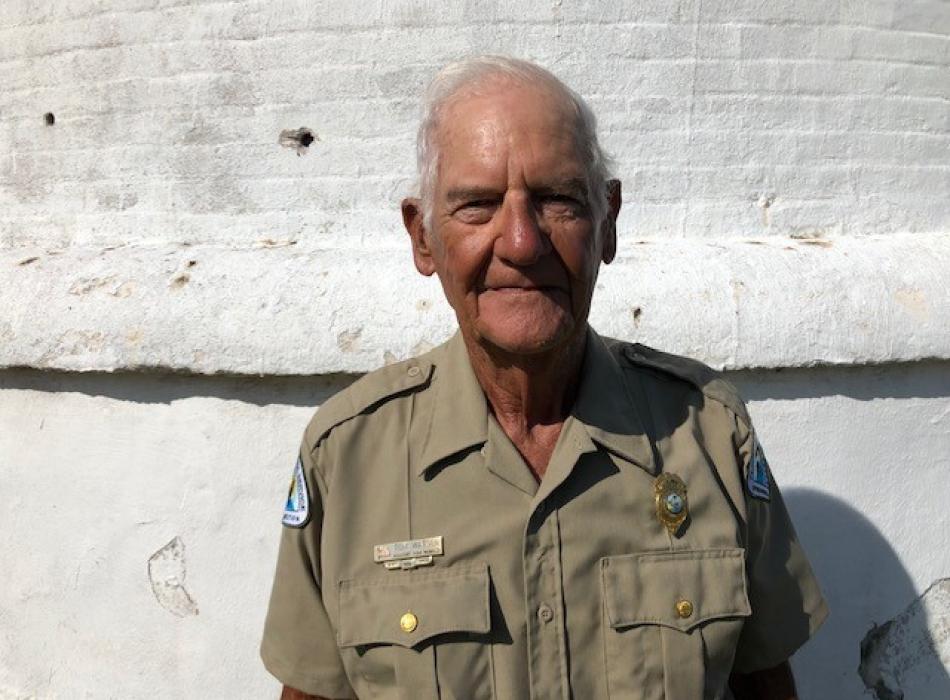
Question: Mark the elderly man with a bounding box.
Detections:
[261,56,827,700]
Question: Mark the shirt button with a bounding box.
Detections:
[407,366,420,377]
[537,603,554,623]
[676,599,694,619]
[400,611,418,632]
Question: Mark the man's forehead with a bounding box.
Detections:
[444,176,590,206]
[434,81,586,180]
[444,79,574,125]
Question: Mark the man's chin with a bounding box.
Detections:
[473,320,578,358]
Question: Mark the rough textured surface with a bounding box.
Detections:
[2,0,949,374]
[859,579,950,699]
[2,0,948,248]
[3,234,950,374]
[2,0,949,377]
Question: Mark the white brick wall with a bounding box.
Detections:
[1,0,948,375]
[1,0,948,252]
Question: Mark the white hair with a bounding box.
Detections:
[414,55,615,231]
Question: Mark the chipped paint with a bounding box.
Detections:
[111,281,135,298]
[169,273,190,289]
[336,328,362,352]
[147,537,198,618]
[859,578,950,699]
[895,287,929,321]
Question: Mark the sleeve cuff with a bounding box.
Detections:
[260,645,355,699]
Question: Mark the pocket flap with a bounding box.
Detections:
[338,562,490,648]
[601,548,750,632]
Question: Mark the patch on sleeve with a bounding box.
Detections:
[282,456,311,528]
[746,437,772,502]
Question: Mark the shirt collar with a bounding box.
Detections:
[417,328,657,477]
[572,329,657,475]
[417,332,489,475]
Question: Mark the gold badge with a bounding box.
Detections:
[654,473,688,536]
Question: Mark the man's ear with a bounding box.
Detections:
[402,198,437,277]
[601,179,621,264]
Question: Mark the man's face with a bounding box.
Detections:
[405,81,620,357]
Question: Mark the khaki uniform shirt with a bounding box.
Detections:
[261,329,827,699]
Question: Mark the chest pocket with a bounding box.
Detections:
[601,548,751,700]
[338,562,494,700]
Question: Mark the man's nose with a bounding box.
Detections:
[495,195,551,265]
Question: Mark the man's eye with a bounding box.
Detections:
[455,201,497,223]
[540,195,584,215]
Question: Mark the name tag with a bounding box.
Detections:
[374,536,443,563]
[384,556,434,570]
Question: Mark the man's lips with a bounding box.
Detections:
[483,285,565,293]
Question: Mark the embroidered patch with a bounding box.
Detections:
[282,456,310,528]
[747,437,771,502]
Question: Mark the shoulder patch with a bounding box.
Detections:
[621,343,750,425]
[282,456,311,528]
[746,436,771,501]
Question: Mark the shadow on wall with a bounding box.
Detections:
[0,367,359,408]
[731,361,950,403]
[785,488,950,699]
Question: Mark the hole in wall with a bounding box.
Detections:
[279,127,318,155]
[44,112,55,126]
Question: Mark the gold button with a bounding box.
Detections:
[399,612,418,633]
[676,599,694,618]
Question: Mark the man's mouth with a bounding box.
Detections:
[486,285,564,293]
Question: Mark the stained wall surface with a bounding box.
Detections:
[2,1,949,698]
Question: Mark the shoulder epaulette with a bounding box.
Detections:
[620,343,750,426]
[303,356,433,451]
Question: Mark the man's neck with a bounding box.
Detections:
[461,327,588,478]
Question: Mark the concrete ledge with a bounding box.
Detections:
[3,234,948,375]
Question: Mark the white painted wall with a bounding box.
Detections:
[1,1,949,698]
[2,366,947,699]
[2,0,949,248]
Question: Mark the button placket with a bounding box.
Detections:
[523,497,559,698]
[538,603,554,623]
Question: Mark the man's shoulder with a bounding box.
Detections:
[302,345,441,451]
[605,337,750,426]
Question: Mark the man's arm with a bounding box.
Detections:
[280,685,333,700]
[729,660,797,700]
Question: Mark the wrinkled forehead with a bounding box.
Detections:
[434,80,586,170]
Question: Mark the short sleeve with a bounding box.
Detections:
[260,440,355,698]
[732,427,829,673]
